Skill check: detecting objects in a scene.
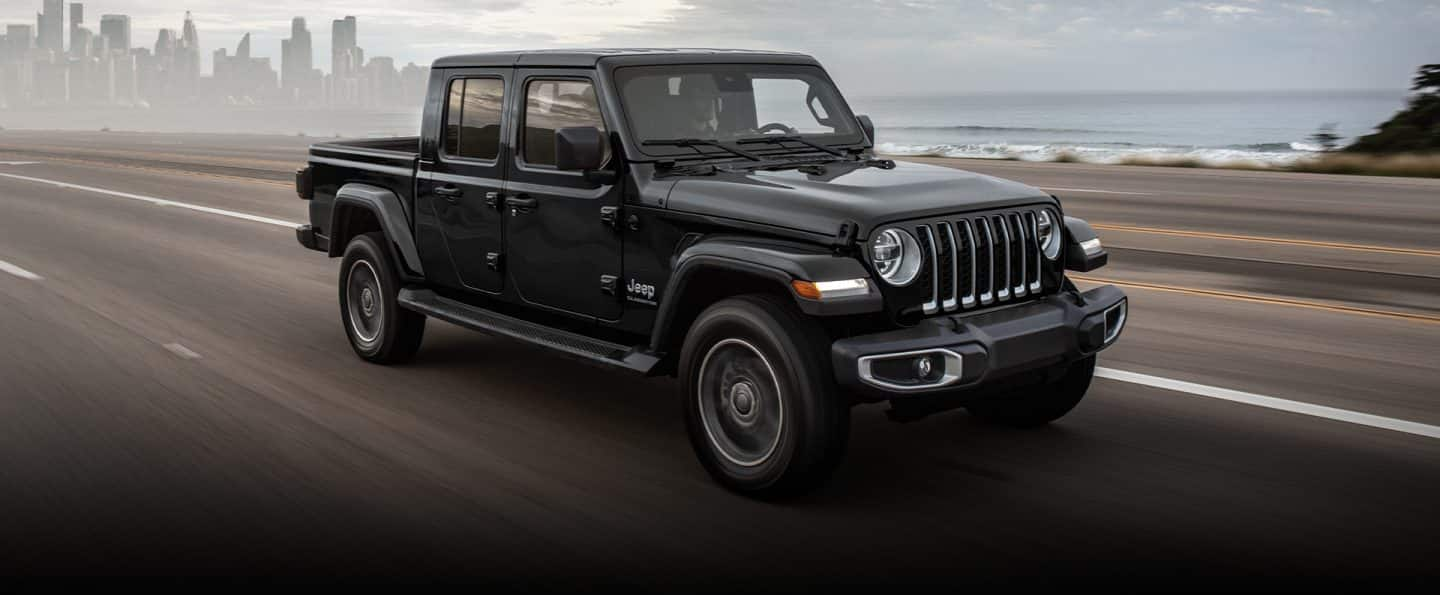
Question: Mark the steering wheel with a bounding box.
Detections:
[754,122,799,135]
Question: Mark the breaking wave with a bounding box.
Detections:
[877,139,1327,165]
[887,125,1108,134]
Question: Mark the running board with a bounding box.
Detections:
[397,288,660,375]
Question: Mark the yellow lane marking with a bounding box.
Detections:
[1093,223,1440,258]
[1071,275,1440,325]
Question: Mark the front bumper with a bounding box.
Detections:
[832,284,1126,399]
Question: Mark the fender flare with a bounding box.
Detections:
[328,183,425,277]
[648,235,882,352]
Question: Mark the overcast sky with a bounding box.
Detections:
[7,0,1438,93]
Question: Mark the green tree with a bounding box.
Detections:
[1347,64,1440,154]
[1309,123,1341,152]
[1413,64,1440,92]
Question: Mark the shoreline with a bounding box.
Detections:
[880,151,1440,180]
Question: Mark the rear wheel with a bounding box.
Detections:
[680,294,849,497]
[966,356,1096,427]
[339,232,425,364]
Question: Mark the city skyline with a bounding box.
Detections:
[0,1,430,108]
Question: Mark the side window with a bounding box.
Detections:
[443,78,505,161]
[444,80,463,156]
[523,79,608,167]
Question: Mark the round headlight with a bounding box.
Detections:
[871,228,921,286]
[1037,210,1061,260]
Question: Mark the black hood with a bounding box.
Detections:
[662,159,1056,239]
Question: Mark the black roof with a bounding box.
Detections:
[432,48,820,69]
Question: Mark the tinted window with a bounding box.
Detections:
[444,80,463,156]
[443,78,505,161]
[523,79,607,167]
[615,64,860,157]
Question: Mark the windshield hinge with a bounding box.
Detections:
[832,220,860,254]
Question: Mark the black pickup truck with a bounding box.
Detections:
[295,49,1127,496]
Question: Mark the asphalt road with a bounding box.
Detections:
[0,131,1437,584]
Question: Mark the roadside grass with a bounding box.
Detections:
[1286,153,1440,178]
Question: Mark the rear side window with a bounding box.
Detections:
[443,78,505,161]
[522,79,608,167]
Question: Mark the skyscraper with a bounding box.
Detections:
[331,16,357,79]
[281,17,312,93]
[175,11,200,97]
[99,14,130,54]
[68,3,86,57]
[38,0,64,54]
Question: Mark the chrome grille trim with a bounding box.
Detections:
[978,218,995,306]
[960,220,978,309]
[1026,212,1042,293]
[1011,213,1028,298]
[919,225,940,315]
[939,222,959,312]
[907,208,1049,316]
[995,216,1012,301]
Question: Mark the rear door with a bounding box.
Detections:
[504,69,624,321]
[417,69,510,294]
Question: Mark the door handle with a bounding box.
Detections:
[434,186,463,202]
[506,195,538,214]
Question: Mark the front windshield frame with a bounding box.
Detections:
[612,63,866,160]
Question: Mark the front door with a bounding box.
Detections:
[504,70,624,321]
[417,69,510,294]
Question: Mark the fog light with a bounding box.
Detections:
[858,349,963,392]
[915,356,933,379]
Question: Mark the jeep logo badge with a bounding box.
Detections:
[626,278,658,306]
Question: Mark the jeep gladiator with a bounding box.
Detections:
[294,49,1127,496]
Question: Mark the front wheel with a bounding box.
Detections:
[339,232,426,364]
[680,295,849,497]
[966,356,1096,428]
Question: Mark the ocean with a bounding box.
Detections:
[0,89,1410,165]
[849,89,1411,164]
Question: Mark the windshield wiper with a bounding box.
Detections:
[736,135,848,158]
[642,138,762,161]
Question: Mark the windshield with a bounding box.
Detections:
[615,64,863,158]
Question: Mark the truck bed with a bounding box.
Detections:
[306,136,422,247]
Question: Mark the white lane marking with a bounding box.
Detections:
[0,259,44,280]
[1097,367,1440,440]
[0,172,301,228]
[0,161,41,166]
[163,343,203,360]
[1043,186,1151,196]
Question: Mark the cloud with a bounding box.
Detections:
[7,0,1432,93]
[1284,4,1337,17]
[1202,4,1260,15]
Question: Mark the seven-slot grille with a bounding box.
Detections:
[911,210,1047,315]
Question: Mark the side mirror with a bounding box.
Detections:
[555,126,605,171]
[856,114,876,145]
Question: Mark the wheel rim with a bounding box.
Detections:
[346,260,383,346]
[697,338,784,468]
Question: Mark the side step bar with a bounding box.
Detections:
[397,288,661,375]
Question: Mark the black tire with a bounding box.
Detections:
[966,356,1096,428]
[680,294,849,497]
[339,232,425,364]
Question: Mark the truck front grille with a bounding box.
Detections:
[912,209,1045,315]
